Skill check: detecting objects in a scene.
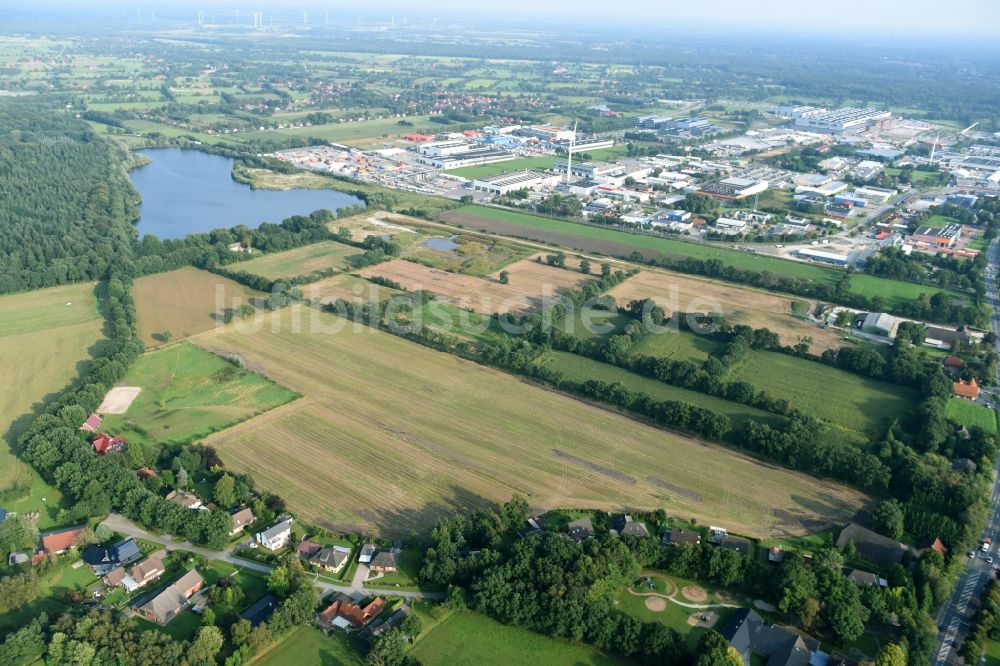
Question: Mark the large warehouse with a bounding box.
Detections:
[696,177,769,201]
[471,170,559,195]
[793,108,892,134]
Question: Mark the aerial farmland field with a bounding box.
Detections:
[607,270,846,352]
[100,342,298,448]
[0,283,100,522]
[197,306,868,538]
[133,267,264,347]
[233,241,362,280]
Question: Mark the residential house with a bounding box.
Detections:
[952,458,978,474]
[165,490,204,510]
[917,538,948,558]
[106,555,166,592]
[297,540,323,560]
[768,546,785,564]
[954,378,981,400]
[846,569,888,588]
[357,605,411,649]
[317,593,385,630]
[92,433,126,455]
[566,518,594,541]
[240,594,280,627]
[661,528,701,547]
[722,608,818,666]
[369,551,400,574]
[255,517,293,551]
[359,544,376,563]
[943,356,965,375]
[517,516,543,539]
[137,467,158,479]
[82,537,142,575]
[80,414,102,432]
[313,546,352,574]
[611,515,650,539]
[229,508,255,536]
[138,569,204,625]
[835,523,908,567]
[38,526,86,558]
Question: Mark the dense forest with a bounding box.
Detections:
[0,99,139,294]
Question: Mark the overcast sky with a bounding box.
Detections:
[19,0,1000,37]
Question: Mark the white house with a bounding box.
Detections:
[255,517,293,551]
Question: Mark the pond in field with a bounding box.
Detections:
[130,148,364,239]
[424,235,460,251]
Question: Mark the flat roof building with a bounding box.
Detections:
[795,247,850,267]
[697,177,769,201]
[472,170,557,195]
[793,108,892,134]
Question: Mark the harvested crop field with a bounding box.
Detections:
[357,258,590,314]
[300,273,401,305]
[608,270,845,353]
[133,267,263,347]
[197,306,868,538]
[233,241,361,280]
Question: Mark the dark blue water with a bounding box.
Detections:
[130,148,364,239]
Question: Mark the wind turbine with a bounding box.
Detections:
[564,119,578,185]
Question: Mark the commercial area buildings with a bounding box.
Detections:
[471,170,559,195]
[793,108,892,135]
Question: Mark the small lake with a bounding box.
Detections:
[424,235,460,252]
[130,148,364,239]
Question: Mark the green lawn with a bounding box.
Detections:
[985,639,1000,666]
[409,301,497,342]
[535,351,786,430]
[233,241,361,280]
[946,398,999,434]
[100,342,299,448]
[445,206,953,307]
[728,350,918,442]
[560,307,633,342]
[630,331,723,363]
[256,626,366,666]
[409,611,634,666]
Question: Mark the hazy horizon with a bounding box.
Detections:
[6,0,1000,38]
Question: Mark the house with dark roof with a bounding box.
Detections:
[768,546,785,564]
[137,569,204,625]
[662,528,701,547]
[359,544,376,563]
[240,594,280,627]
[612,514,650,539]
[369,551,400,574]
[846,568,887,588]
[566,518,594,541]
[229,508,255,535]
[952,458,978,473]
[82,537,142,574]
[835,523,908,567]
[297,540,323,560]
[357,605,411,649]
[313,546,352,573]
[721,608,818,666]
[165,490,204,510]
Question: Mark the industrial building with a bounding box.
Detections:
[471,170,558,195]
[552,137,615,152]
[553,160,620,181]
[793,108,892,135]
[912,224,961,249]
[696,177,769,201]
[714,217,748,233]
[795,247,851,266]
[862,312,900,338]
[516,125,576,142]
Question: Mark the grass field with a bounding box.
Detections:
[536,351,787,431]
[607,270,845,353]
[630,330,722,362]
[922,214,960,229]
[233,241,361,280]
[256,626,366,666]
[197,306,868,538]
[133,267,263,347]
[446,156,562,180]
[410,611,634,666]
[440,206,962,308]
[301,272,402,305]
[0,283,100,522]
[100,342,298,448]
[946,398,999,434]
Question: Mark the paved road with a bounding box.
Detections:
[104,513,443,601]
[933,236,1000,665]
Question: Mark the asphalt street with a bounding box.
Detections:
[933,236,1000,666]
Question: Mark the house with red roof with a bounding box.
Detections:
[92,434,126,455]
[80,414,102,432]
[954,378,981,400]
[35,526,86,563]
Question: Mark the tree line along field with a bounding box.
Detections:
[100,342,299,449]
[232,241,363,280]
[0,283,103,525]
[196,305,869,539]
[440,205,964,306]
[133,267,264,347]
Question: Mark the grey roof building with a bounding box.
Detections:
[721,608,818,666]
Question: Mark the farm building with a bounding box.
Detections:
[861,312,900,338]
